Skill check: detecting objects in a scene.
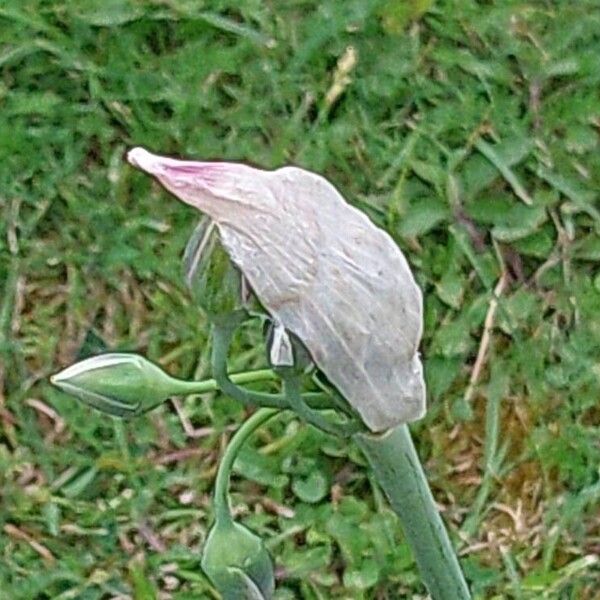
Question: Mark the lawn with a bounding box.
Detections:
[1,0,600,598]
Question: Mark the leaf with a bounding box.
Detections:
[462,136,534,199]
[73,0,143,26]
[574,235,600,261]
[425,356,463,400]
[128,559,158,600]
[378,0,433,34]
[451,396,474,421]
[61,467,99,498]
[292,470,329,504]
[235,447,288,489]
[512,228,554,258]
[5,91,63,116]
[281,545,332,578]
[42,502,60,537]
[544,58,580,78]
[474,139,532,205]
[326,512,368,564]
[397,198,449,237]
[410,158,446,191]
[435,269,465,309]
[491,205,547,242]
[450,225,497,289]
[497,290,539,333]
[534,166,600,227]
[343,558,380,590]
[431,319,473,358]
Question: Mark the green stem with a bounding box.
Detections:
[170,368,278,395]
[164,366,330,410]
[211,322,287,409]
[214,408,278,525]
[209,322,332,411]
[283,374,361,437]
[353,425,471,600]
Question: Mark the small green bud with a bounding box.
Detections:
[50,353,180,417]
[201,518,275,600]
[184,217,245,321]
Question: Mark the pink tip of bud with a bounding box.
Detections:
[127,147,219,182]
[127,147,161,174]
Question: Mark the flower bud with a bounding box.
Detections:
[183,217,245,321]
[265,321,312,376]
[201,519,274,599]
[50,353,180,417]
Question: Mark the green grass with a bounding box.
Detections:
[1,0,600,597]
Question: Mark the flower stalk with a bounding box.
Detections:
[50,352,282,417]
[213,408,278,525]
[354,424,471,600]
[202,407,278,599]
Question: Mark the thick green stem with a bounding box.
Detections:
[214,408,278,524]
[353,425,471,600]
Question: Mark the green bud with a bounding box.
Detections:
[184,217,245,321]
[50,353,182,417]
[201,518,275,600]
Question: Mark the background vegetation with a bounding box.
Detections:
[1,0,599,597]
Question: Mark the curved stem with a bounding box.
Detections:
[210,322,332,411]
[214,408,278,525]
[283,374,362,437]
[354,425,471,600]
[211,322,287,409]
[168,370,330,410]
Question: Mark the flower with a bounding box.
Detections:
[50,353,179,417]
[128,147,425,432]
[201,518,274,600]
[183,217,245,321]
